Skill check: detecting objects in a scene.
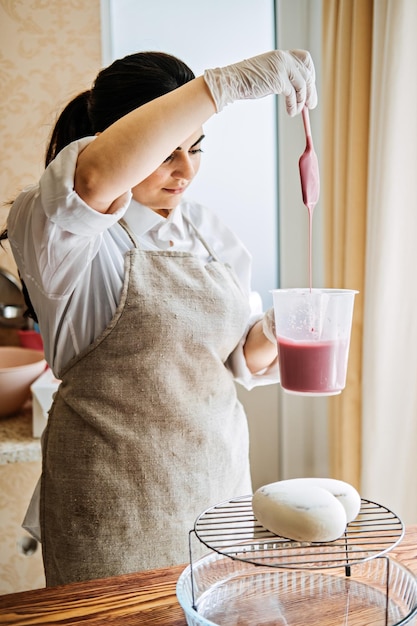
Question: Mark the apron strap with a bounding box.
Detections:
[182,214,222,263]
[118,219,138,248]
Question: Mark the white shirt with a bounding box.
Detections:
[8,137,278,388]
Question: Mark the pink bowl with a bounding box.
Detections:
[0,347,46,418]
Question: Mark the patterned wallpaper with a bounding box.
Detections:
[0,0,101,592]
[0,0,101,277]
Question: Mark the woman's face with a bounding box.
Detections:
[132,129,204,216]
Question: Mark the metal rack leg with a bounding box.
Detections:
[188,530,198,611]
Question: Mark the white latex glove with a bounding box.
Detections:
[262,307,277,344]
[204,50,317,117]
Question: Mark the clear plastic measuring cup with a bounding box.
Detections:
[271,288,358,396]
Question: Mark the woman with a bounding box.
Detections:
[2,49,317,586]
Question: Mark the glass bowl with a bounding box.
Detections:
[176,550,417,626]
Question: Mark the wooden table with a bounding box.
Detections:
[1,526,416,625]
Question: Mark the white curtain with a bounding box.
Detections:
[361,0,417,524]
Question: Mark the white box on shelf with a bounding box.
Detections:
[30,368,61,438]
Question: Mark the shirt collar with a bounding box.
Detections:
[124,199,186,242]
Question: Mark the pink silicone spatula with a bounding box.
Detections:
[299,107,320,290]
[299,107,320,213]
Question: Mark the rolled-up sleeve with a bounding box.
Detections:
[226,291,280,390]
[40,137,130,234]
[8,137,131,298]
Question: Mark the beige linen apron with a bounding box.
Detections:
[41,218,252,586]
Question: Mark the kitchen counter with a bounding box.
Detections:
[0,402,41,465]
[0,525,416,625]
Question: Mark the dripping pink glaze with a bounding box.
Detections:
[299,107,320,290]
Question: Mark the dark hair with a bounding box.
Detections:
[45,91,93,167]
[1,51,195,321]
[46,51,195,166]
